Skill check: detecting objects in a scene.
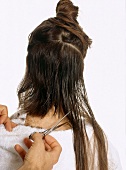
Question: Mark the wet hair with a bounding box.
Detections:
[18,0,108,169]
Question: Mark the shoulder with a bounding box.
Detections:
[107,140,122,170]
[84,123,122,170]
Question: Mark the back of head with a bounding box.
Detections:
[18,1,108,170]
[18,0,91,116]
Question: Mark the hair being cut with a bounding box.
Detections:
[18,0,108,169]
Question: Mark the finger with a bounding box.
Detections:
[44,141,52,151]
[4,118,12,131]
[31,132,44,143]
[4,120,17,131]
[14,144,26,160]
[24,133,45,159]
[0,115,7,124]
[44,135,62,164]
[45,135,61,150]
[30,132,45,150]
[24,138,33,149]
[0,105,8,124]
[29,133,52,152]
[11,121,18,128]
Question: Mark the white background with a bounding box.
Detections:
[0,0,125,169]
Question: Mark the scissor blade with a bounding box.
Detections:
[43,111,70,136]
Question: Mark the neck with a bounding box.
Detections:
[25,107,71,130]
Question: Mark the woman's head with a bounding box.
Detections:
[18,0,91,116]
[18,1,108,169]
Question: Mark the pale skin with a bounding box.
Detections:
[0,105,62,170]
[25,106,71,130]
[0,104,17,131]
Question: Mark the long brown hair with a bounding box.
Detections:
[18,0,108,169]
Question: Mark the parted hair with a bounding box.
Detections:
[18,0,108,169]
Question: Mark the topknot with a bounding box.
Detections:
[56,0,79,21]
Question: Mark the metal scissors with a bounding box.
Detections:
[29,111,70,139]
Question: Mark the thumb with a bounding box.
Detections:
[30,132,45,149]
[31,132,44,142]
[24,132,45,162]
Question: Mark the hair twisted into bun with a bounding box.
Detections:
[42,0,91,58]
[56,0,79,21]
